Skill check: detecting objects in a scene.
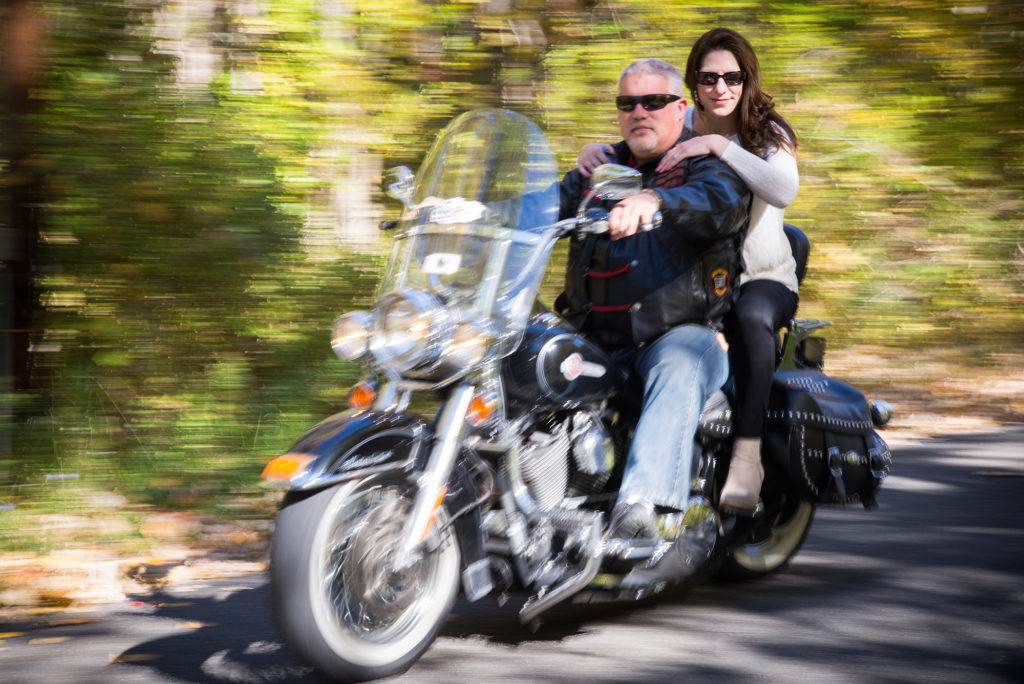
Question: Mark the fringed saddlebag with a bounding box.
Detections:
[763,369,892,508]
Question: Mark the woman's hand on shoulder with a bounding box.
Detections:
[576,143,615,178]
[655,134,730,173]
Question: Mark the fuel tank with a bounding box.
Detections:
[502,313,625,411]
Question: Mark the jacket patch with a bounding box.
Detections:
[710,267,730,297]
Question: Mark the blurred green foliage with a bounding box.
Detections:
[1,0,1021,532]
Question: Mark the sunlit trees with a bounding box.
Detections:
[0,1,1020,529]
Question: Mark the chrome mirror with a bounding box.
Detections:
[383,166,416,210]
[590,164,643,200]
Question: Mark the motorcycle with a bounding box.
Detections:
[261,108,893,683]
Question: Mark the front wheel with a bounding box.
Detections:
[715,496,815,581]
[270,477,460,683]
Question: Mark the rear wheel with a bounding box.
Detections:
[270,477,460,682]
[715,495,814,580]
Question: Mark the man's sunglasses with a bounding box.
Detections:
[696,70,746,86]
[615,93,681,112]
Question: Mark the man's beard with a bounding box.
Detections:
[627,131,660,159]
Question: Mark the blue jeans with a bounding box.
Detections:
[614,324,729,511]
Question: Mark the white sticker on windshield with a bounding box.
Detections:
[422,252,462,275]
[429,197,487,225]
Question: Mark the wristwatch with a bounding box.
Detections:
[640,188,662,208]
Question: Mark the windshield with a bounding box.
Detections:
[380,109,561,359]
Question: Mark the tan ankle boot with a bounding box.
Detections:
[720,437,764,513]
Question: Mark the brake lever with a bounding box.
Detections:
[578,219,609,235]
[575,208,610,235]
[574,209,660,236]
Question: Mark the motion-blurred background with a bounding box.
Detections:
[1,1,1021,598]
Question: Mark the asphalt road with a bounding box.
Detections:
[1,425,1022,683]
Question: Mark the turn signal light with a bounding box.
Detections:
[466,393,498,427]
[261,453,313,483]
[348,382,376,411]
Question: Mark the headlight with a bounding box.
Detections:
[331,312,372,361]
[449,321,491,368]
[372,290,449,372]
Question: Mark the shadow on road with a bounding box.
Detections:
[110,583,321,683]
[108,578,681,682]
[104,425,1024,683]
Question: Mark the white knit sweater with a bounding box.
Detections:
[686,108,799,293]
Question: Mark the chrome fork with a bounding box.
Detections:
[392,384,474,569]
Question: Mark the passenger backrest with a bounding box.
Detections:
[784,224,810,286]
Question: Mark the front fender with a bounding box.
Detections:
[264,410,430,492]
[265,408,494,598]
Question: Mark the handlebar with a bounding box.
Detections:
[556,209,662,238]
[640,212,663,232]
[381,203,663,239]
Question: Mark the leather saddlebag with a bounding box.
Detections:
[763,369,892,508]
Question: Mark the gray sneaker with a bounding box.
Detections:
[607,500,657,539]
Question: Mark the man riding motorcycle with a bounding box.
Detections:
[263,102,892,682]
[555,58,751,543]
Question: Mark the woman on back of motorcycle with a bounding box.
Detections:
[577,27,799,513]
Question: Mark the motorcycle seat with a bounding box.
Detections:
[784,224,809,286]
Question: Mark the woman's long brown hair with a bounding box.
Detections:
[684,27,797,158]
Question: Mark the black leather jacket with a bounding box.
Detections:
[557,131,751,350]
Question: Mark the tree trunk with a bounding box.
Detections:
[2,0,44,392]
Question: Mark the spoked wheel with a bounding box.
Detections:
[270,477,460,683]
[715,494,815,581]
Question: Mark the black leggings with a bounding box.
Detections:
[726,280,799,439]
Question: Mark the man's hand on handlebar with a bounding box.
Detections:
[608,190,660,240]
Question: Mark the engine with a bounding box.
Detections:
[516,411,615,510]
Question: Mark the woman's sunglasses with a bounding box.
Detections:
[615,93,681,112]
[696,71,746,86]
